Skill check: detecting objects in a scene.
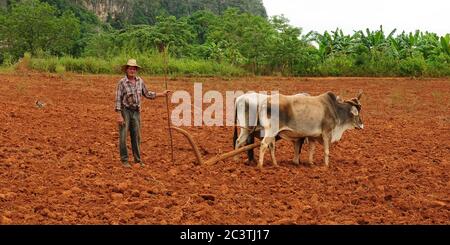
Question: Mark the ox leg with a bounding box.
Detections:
[234,128,250,161]
[308,140,316,166]
[293,138,305,165]
[268,140,278,167]
[322,133,331,167]
[235,129,249,149]
[258,137,273,169]
[246,132,256,164]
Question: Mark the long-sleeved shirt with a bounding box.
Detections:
[115,76,156,111]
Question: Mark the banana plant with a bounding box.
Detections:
[415,32,440,59]
[330,28,356,54]
[314,31,333,59]
[357,26,396,52]
[440,34,450,56]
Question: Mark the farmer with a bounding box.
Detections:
[115,59,170,167]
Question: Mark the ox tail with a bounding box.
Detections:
[249,97,263,137]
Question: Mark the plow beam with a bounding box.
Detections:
[170,127,261,166]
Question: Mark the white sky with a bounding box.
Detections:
[262,0,450,36]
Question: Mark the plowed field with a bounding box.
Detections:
[0,73,448,224]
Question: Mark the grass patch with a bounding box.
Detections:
[26,54,246,77]
[0,66,15,73]
[7,52,448,77]
[55,64,66,76]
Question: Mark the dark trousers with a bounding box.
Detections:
[119,108,141,163]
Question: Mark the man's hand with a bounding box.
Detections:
[117,114,124,126]
[157,90,172,97]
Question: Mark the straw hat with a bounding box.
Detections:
[121,59,141,72]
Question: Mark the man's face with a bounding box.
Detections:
[126,66,138,77]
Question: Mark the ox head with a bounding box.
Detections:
[345,91,364,130]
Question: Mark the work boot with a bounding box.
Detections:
[136,161,145,167]
[122,162,131,168]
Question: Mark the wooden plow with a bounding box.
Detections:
[170,127,260,165]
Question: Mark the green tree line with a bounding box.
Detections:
[1,0,449,76]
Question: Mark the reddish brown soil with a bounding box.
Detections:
[0,72,449,224]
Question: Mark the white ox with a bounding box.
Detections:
[233,92,309,164]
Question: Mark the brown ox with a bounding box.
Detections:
[257,91,363,168]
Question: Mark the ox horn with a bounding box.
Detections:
[357,90,363,100]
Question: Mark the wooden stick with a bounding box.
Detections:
[204,142,261,165]
[163,45,175,164]
[170,127,204,165]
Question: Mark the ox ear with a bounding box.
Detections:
[336,96,344,103]
[357,90,363,100]
[350,106,359,116]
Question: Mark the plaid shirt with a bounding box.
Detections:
[115,76,156,111]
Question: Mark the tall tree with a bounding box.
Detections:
[0,0,80,58]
